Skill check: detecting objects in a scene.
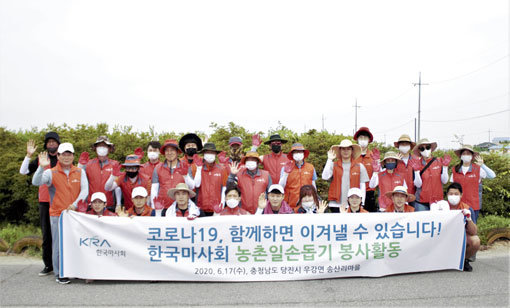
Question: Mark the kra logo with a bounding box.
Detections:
[71,179,80,183]
[80,236,111,248]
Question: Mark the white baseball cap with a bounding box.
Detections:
[90,192,107,203]
[268,184,285,194]
[347,188,363,198]
[131,186,148,198]
[57,142,74,154]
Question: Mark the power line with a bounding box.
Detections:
[422,109,510,123]
[375,119,414,134]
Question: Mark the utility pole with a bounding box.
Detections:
[414,118,417,142]
[321,114,325,131]
[413,72,428,141]
[488,129,492,143]
[353,98,362,133]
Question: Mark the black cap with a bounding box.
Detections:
[44,132,60,149]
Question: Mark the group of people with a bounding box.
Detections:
[20,127,496,283]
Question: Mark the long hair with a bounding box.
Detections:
[296,185,319,207]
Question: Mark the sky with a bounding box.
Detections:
[1,0,508,149]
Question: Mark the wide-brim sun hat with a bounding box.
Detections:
[167,183,196,199]
[264,134,288,145]
[393,134,416,148]
[353,127,374,143]
[179,133,203,152]
[160,139,181,155]
[287,143,310,160]
[412,138,438,156]
[92,135,115,153]
[381,151,401,167]
[200,142,222,154]
[385,186,416,202]
[454,145,479,161]
[122,154,141,167]
[241,151,261,165]
[330,139,362,160]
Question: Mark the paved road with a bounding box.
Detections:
[1,248,508,307]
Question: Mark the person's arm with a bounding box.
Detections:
[440,166,449,184]
[465,219,478,236]
[480,164,496,179]
[413,171,422,188]
[150,183,159,208]
[359,164,369,205]
[184,174,195,190]
[368,172,379,189]
[20,157,33,175]
[32,167,52,187]
[278,167,288,188]
[449,173,454,183]
[71,169,89,209]
[312,168,317,189]
[104,174,118,191]
[193,166,203,188]
[220,186,226,209]
[322,159,334,180]
[114,187,122,206]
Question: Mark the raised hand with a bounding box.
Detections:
[218,151,229,164]
[26,140,38,158]
[371,159,381,172]
[38,152,50,167]
[134,147,144,159]
[283,160,295,173]
[474,154,483,166]
[175,160,189,175]
[79,152,90,165]
[116,207,129,217]
[252,134,262,147]
[213,203,224,214]
[371,148,381,161]
[317,200,328,213]
[112,163,122,177]
[409,158,422,171]
[229,161,241,175]
[258,193,267,209]
[153,197,169,210]
[192,154,204,167]
[77,200,88,213]
[327,149,337,161]
[441,154,452,167]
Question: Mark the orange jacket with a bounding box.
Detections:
[354,149,375,191]
[285,162,315,210]
[385,203,415,213]
[237,169,270,214]
[263,152,289,184]
[197,163,228,213]
[328,161,361,202]
[127,205,154,216]
[452,164,481,210]
[85,158,120,206]
[377,171,405,209]
[49,164,82,217]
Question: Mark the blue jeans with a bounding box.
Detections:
[470,208,480,224]
[413,202,430,211]
[49,216,60,277]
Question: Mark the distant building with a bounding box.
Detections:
[493,137,510,144]
[476,142,497,151]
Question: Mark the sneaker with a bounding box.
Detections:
[38,267,53,276]
[463,260,473,272]
[56,277,71,284]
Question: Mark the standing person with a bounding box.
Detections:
[394,134,417,197]
[294,185,328,214]
[279,143,317,211]
[219,185,251,216]
[139,141,162,182]
[451,145,496,223]
[193,143,228,216]
[409,139,450,211]
[178,133,203,178]
[255,184,294,215]
[384,186,415,213]
[32,143,89,284]
[227,152,271,214]
[226,136,244,165]
[19,132,60,276]
[251,134,289,184]
[164,183,202,218]
[353,127,378,212]
[81,136,122,212]
[369,151,406,211]
[322,139,370,213]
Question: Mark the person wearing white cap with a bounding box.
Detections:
[32,142,89,284]
[322,139,369,213]
[165,183,202,219]
[384,186,415,213]
[86,192,116,216]
[127,187,155,216]
[255,184,294,214]
[343,188,369,213]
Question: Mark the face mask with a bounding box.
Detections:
[461,155,472,163]
[126,171,138,178]
[358,140,369,147]
[399,145,410,154]
[96,146,109,157]
[448,195,460,206]
[245,161,258,171]
[185,148,197,156]
[302,201,315,209]
[147,152,159,160]
[226,198,239,209]
[204,154,216,164]
[385,162,397,170]
[421,149,431,158]
[271,144,281,153]
[47,147,58,154]
[293,153,304,161]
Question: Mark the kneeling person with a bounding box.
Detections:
[88,192,117,216]
[127,187,155,216]
[384,186,415,213]
[165,183,202,218]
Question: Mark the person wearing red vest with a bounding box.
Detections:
[80,136,122,212]
[251,134,289,185]
[163,183,202,218]
[150,139,195,210]
[353,127,378,212]
[19,132,60,276]
[394,134,417,196]
[32,143,89,284]
[450,145,496,223]
[84,192,117,216]
[369,151,406,211]
[194,143,228,216]
[105,154,151,211]
[279,143,317,212]
[178,133,203,179]
[219,185,251,215]
[125,187,155,216]
[409,138,450,211]
[384,186,415,213]
[227,152,271,214]
[139,141,162,183]
[322,139,369,213]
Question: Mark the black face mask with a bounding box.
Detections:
[126,171,138,178]
[185,148,197,156]
[271,144,281,153]
[47,147,58,154]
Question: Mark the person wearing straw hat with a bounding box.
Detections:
[80,136,122,212]
[227,151,271,214]
[409,138,450,211]
[450,145,496,223]
[384,186,415,213]
[343,188,369,213]
[251,134,290,184]
[278,143,317,211]
[193,142,229,216]
[104,154,151,211]
[353,127,379,212]
[369,151,406,211]
[165,183,202,218]
[179,133,203,178]
[255,184,294,214]
[322,139,370,213]
[150,139,195,209]
[85,192,117,216]
[219,185,251,215]
[394,134,417,196]
[140,140,162,182]
[126,187,155,216]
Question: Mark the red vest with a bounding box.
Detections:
[263,152,289,184]
[49,164,82,217]
[220,207,250,215]
[237,169,270,214]
[377,171,405,209]
[328,161,361,202]
[116,173,151,210]
[396,158,416,194]
[284,162,315,210]
[85,158,120,206]
[417,158,443,204]
[179,157,198,177]
[86,209,117,216]
[154,161,185,205]
[452,164,481,210]
[197,163,227,213]
[140,161,161,182]
[354,150,375,191]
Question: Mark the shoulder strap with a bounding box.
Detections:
[420,157,437,176]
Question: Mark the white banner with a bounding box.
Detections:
[60,211,466,281]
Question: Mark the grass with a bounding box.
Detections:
[476,215,510,245]
[0,222,42,247]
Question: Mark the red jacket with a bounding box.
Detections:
[86,208,117,216]
[452,164,481,210]
[237,169,270,214]
[154,161,186,205]
[285,162,315,210]
[220,206,250,215]
[197,163,228,213]
[140,161,161,182]
[263,152,289,184]
[85,158,120,206]
[328,161,361,202]
[377,171,405,209]
[417,158,443,204]
[116,173,151,210]
[347,207,369,213]
[396,159,416,194]
[354,150,375,192]
[49,163,82,217]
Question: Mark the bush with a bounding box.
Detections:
[0,223,41,246]
[476,215,510,245]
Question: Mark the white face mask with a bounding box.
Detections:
[293,153,304,161]
[226,198,239,209]
[245,161,258,171]
[448,195,461,206]
[399,145,411,154]
[204,154,216,164]
[147,152,159,160]
[421,149,431,158]
[96,146,109,157]
[358,140,369,148]
[461,155,472,163]
[302,201,315,209]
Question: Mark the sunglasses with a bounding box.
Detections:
[419,145,432,152]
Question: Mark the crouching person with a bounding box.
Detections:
[165,183,202,219]
[344,188,369,213]
[255,184,294,214]
[384,186,415,213]
[87,192,117,216]
[219,185,250,215]
[127,187,155,216]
